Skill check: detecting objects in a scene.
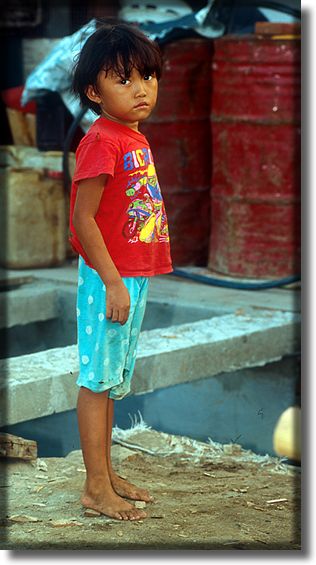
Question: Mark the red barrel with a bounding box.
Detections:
[141,38,213,266]
[208,35,301,278]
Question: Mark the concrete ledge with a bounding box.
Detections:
[132,311,300,395]
[0,282,60,329]
[0,311,300,426]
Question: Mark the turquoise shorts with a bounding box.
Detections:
[76,255,149,399]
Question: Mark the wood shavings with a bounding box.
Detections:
[266,498,288,505]
[8,514,41,523]
[50,519,83,527]
[32,485,45,493]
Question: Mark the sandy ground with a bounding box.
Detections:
[0,426,300,550]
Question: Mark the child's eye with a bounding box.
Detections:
[120,78,131,85]
[144,75,153,81]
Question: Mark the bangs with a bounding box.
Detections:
[101,26,162,80]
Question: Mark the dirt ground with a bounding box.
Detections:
[0,426,300,550]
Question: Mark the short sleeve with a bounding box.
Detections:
[73,133,117,183]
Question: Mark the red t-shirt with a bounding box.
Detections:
[69,117,173,277]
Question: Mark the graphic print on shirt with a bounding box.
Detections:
[122,147,170,244]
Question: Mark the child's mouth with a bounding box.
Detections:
[134,102,149,109]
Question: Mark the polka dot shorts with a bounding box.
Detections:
[76,255,149,399]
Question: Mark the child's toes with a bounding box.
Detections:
[130,509,140,520]
[127,509,138,520]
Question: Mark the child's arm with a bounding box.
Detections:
[72,174,130,325]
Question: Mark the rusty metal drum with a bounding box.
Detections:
[141,38,213,266]
[208,35,301,278]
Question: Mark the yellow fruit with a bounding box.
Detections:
[273,406,301,462]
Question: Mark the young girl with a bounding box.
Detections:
[70,22,172,521]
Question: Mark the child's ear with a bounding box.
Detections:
[85,85,101,103]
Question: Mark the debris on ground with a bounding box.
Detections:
[0,422,300,549]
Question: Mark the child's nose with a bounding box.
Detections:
[134,79,147,97]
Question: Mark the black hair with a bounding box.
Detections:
[72,21,163,115]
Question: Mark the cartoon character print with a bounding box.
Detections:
[123,162,170,244]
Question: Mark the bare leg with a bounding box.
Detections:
[106,398,153,503]
[77,387,146,520]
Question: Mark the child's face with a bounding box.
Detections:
[86,67,158,130]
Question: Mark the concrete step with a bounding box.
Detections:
[0,310,300,426]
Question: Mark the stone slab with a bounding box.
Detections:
[0,310,300,426]
[0,282,60,329]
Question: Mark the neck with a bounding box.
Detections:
[100,111,139,132]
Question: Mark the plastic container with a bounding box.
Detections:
[0,166,67,268]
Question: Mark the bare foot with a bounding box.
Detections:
[110,472,154,503]
[81,480,147,521]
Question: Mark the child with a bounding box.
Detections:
[69,22,173,521]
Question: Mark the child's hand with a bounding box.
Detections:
[106,280,130,325]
